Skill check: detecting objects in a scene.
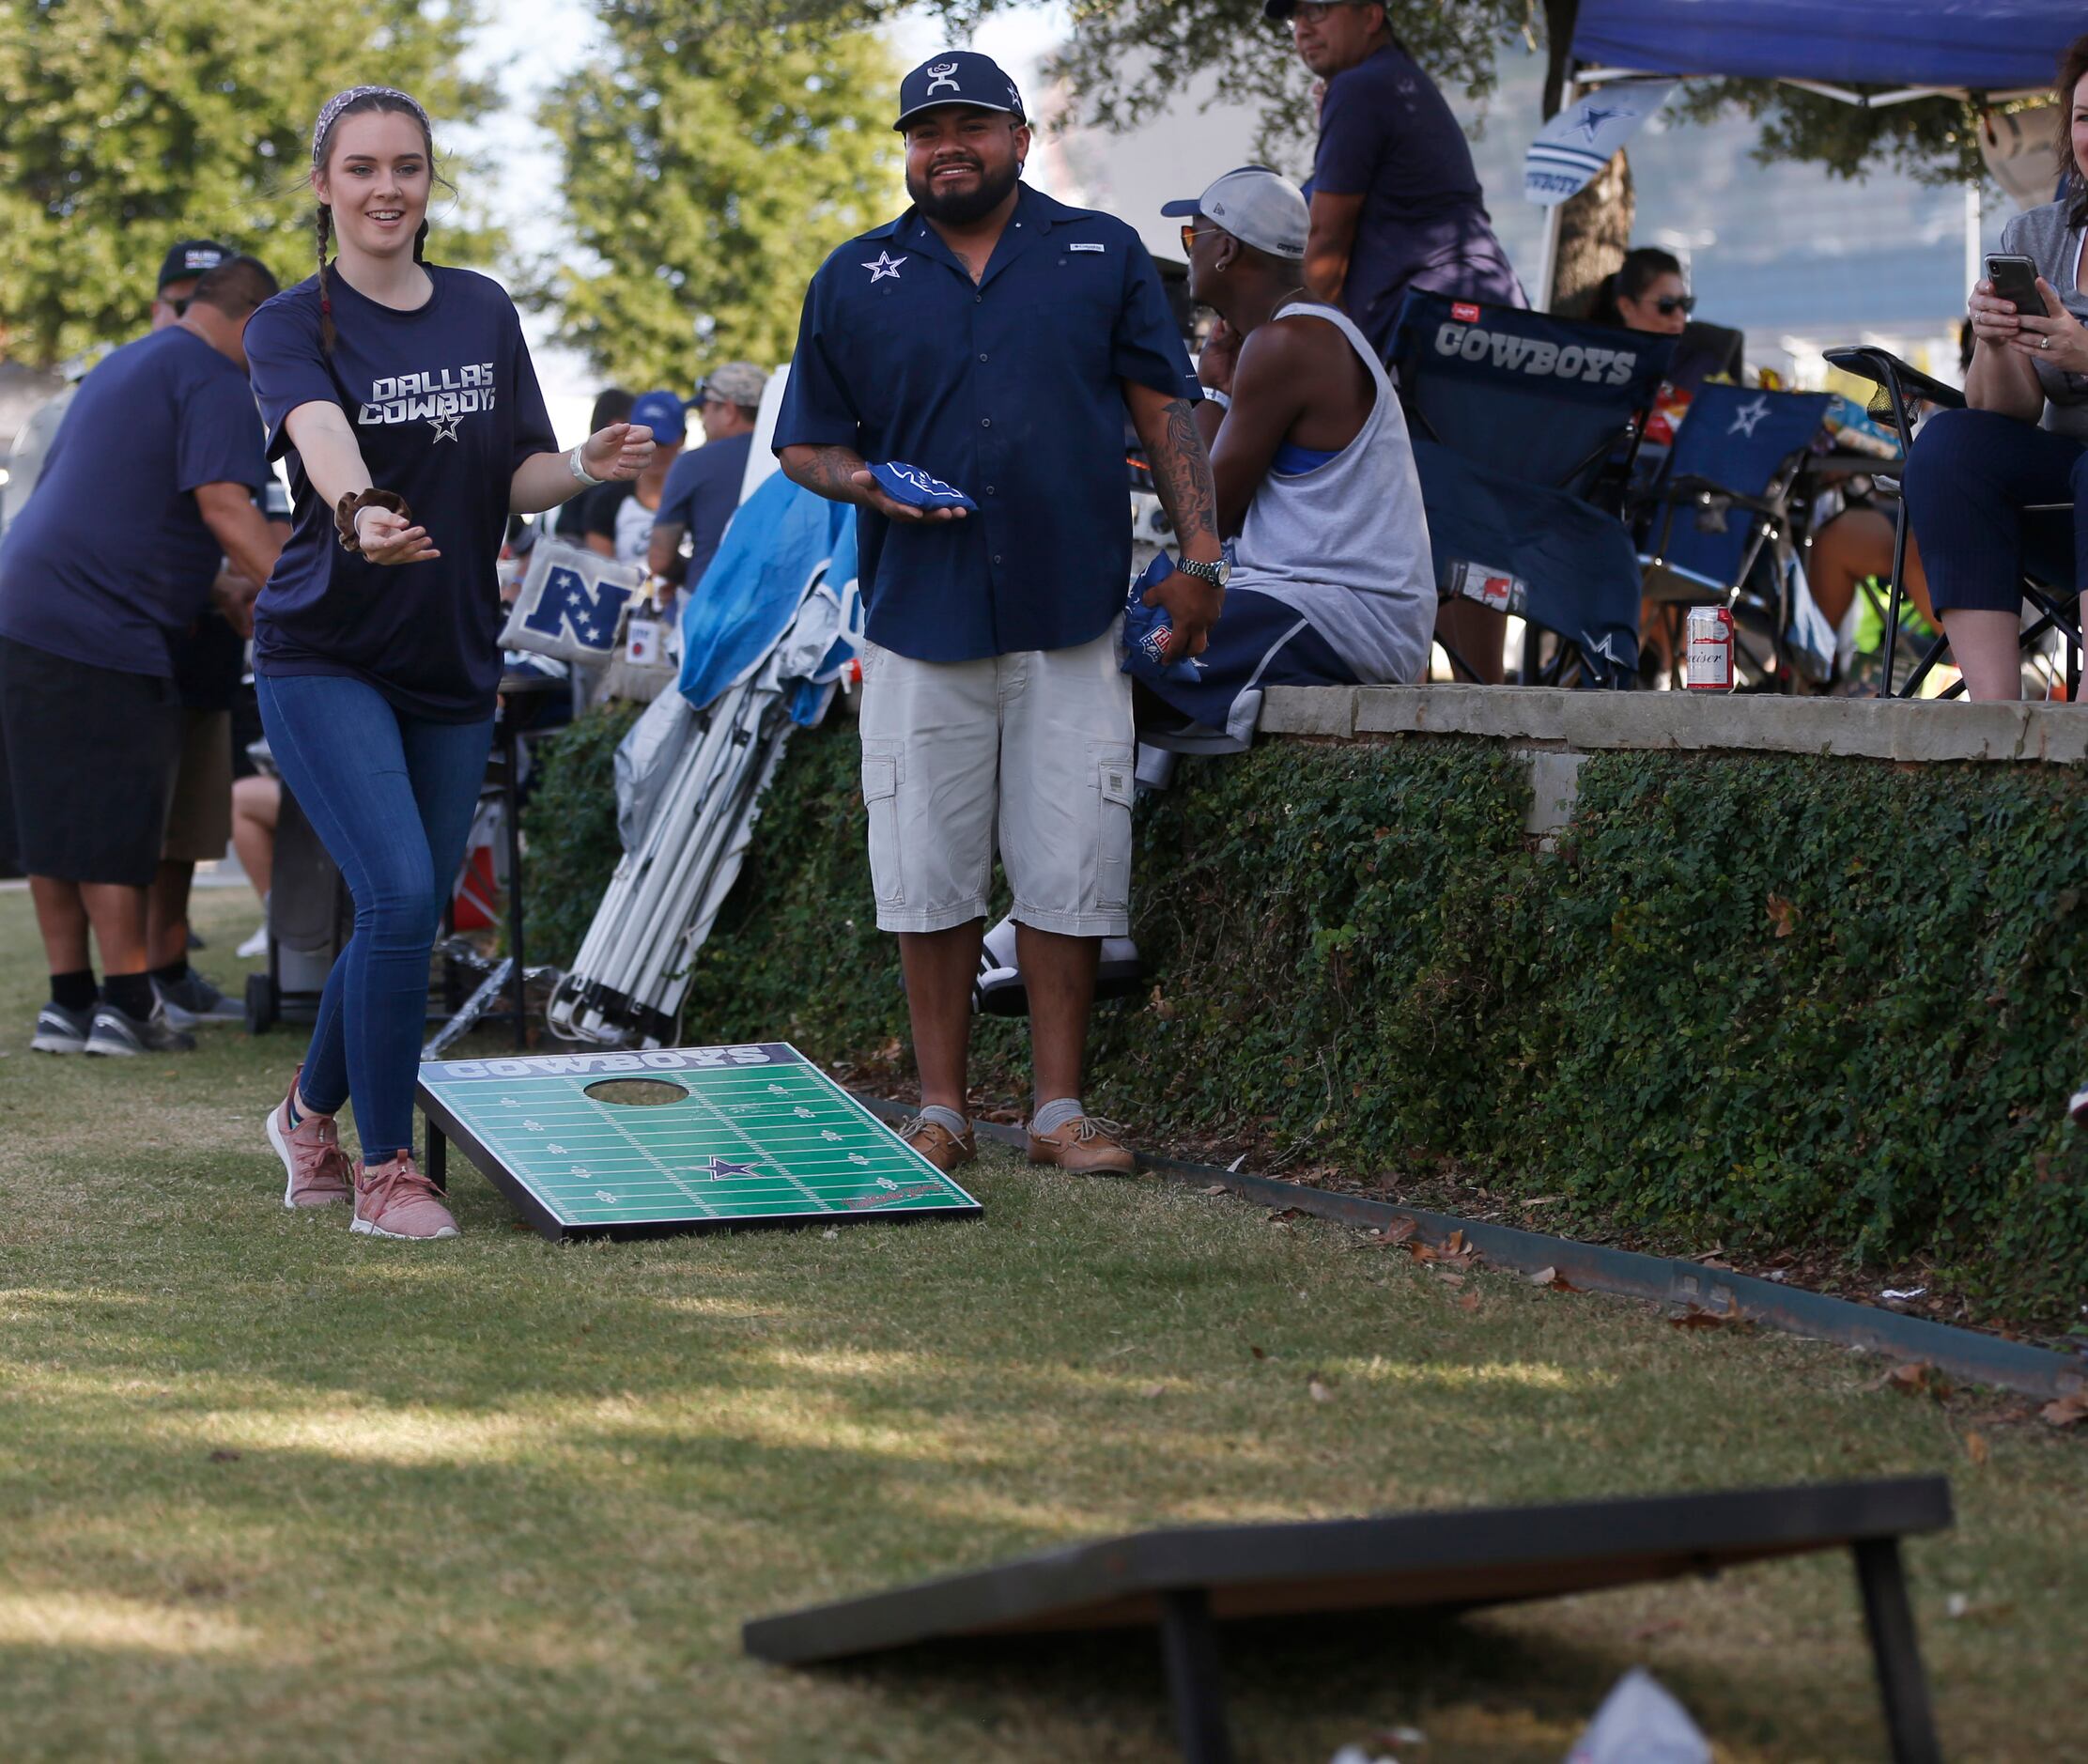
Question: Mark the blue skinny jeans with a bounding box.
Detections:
[256,673,492,1164]
[1902,407,2085,613]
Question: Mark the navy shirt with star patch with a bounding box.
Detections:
[243,266,557,721]
[773,183,1199,662]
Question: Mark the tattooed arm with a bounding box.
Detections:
[1123,378,1225,658]
[778,442,967,524]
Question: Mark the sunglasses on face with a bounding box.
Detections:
[1655,294,1697,317]
[1180,223,1203,255]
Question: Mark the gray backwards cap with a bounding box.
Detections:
[312,86,433,163]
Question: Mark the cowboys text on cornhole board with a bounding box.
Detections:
[415,1043,982,1241]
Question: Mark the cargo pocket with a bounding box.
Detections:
[1094,749,1135,912]
[860,745,904,908]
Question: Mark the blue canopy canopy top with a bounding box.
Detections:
[1570,0,2080,103]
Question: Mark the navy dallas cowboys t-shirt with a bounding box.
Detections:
[243,266,557,721]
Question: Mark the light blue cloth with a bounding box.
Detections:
[677,472,858,718]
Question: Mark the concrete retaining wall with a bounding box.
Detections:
[1259,685,2088,836]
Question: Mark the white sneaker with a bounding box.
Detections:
[237,901,270,960]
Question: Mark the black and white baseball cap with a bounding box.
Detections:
[894,51,1025,132]
[1161,167,1310,261]
[158,240,230,292]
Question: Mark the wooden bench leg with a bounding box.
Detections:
[1853,1538,1941,1764]
[1157,1588,1234,1764]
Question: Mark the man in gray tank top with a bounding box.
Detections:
[1138,168,1436,739]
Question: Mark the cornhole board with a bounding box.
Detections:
[414,1043,982,1241]
[745,1476,1952,1764]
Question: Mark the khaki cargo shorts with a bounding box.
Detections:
[857,621,1135,937]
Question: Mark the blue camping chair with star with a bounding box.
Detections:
[1386,290,1676,687]
[1636,383,1834,689]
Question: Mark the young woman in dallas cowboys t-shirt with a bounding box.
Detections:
[243,86,655,1240]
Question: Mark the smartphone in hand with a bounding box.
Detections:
[1986,254,2043,315]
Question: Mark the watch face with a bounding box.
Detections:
[1215,559,1231,587]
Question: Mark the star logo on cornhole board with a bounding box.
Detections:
[695,1157,757,1181]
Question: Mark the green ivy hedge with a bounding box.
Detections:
[524,706,2088,1323]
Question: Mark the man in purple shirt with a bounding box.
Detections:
[1271,0,1524,359]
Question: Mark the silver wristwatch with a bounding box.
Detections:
[1176,554,1230,589]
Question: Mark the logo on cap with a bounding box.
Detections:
[925,61,961,95]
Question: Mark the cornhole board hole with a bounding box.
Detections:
[415,1043,982,1241]
[745,1476,1952,1764]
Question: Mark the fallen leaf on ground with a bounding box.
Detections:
[1882,1361,1951,1400]
[1434,1270,1466,1287]
[208,1449,241,1463]
[821,1228,840,1240]
[1199,1184,1229,1196]
[1307,1373,1335,1403]
[1766,891,1797,937]
[1368,1217,1417,1247]
[1250,1344,1266,1360]
[1527,1265,1580,1292]
[1266,1207,1306,1224]
[1965,1431,1989,1465]
[1669,1306,1742,1330]
[1140,1384,1166,1400]
[2039,1390,2088,1428]
[1456,1292,1480,1312]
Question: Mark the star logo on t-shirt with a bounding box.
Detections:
[429,413,463,443]
[861,251,905,284]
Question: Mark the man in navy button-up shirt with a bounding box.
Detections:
[777,51,1225,1179]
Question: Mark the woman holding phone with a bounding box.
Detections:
[246,85,653,1239]
[1902,35,2088,701]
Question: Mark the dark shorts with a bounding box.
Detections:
[0,634,181,886]
[1135,587,1357,742]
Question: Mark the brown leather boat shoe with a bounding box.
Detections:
[1025,1114,1137,1176]
[898,1114,977,1173]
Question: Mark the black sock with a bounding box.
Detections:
[51,969,97,1014]
[151,958,189,986]
[101,972,154,1020]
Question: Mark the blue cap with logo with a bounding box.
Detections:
[628,389,686,445]
[895,51,1025,132]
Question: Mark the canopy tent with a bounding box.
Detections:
[1569,0,2078,101]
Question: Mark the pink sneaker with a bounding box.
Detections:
[352,1152,458,1241]
[266,1068,352,1210]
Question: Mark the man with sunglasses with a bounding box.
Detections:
[649,362,766,594]
[1268,1,1523,357]
[4,241,229,534]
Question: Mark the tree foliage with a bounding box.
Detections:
[537,4,901,385]
[0,0,492,368]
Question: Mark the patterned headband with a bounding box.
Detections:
[311,85,432,164]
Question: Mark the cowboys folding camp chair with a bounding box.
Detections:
[1386,290,1676,687]
[1822,345,2080,700]
[1637,383,1835,689]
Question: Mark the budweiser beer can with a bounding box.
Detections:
[1686,605,1736,691]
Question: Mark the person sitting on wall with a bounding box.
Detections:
[1146,166,1435,739]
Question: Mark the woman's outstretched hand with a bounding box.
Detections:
[354,503,440,565]
[581,422,657,484]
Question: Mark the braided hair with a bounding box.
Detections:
[309,85,438,352]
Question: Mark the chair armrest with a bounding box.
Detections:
[1821,346,1966,413]
[1663,473,1785,520]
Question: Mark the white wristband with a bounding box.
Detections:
[1200,386,1231,410]
[568,443,602,487]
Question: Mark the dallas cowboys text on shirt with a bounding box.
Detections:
[361,364,499,426]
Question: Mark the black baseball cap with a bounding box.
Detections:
[894,51,1025,132]
[158,240,230,292]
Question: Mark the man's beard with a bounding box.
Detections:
[907,155,1021,225]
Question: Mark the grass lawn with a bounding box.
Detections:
[0,885,2082,1762]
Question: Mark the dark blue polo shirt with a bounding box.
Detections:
[774,183,1199,661]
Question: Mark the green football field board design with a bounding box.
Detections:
[414,1043,982,1241]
